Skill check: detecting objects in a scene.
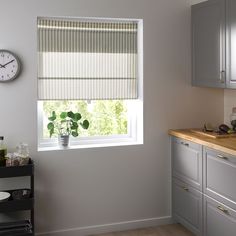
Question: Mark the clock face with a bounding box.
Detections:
[0,50,21,82]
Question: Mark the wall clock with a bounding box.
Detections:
[0,50,21,82]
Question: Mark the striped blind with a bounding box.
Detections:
[37,18,138,100]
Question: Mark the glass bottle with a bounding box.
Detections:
[0,136,7,166]
[230,107,236,131]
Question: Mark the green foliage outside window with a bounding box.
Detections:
[43,100,128,138]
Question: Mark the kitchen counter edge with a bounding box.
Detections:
[169,129,236,156]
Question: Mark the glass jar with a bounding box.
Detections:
[15,143,30,166]
[230,107,236,130]
[16,143,29,158]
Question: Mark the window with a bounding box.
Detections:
[37,17,143,150]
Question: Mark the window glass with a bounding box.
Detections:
[42,100,128,138]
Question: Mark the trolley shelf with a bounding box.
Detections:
[0,198,34,212]
[0,220,32,235]
[0,159,33,178]
[0,159,34,235]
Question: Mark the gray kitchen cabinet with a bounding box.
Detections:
[171,135,236,236]
[204,195,236,236]
[192,0,226,88]
[172,178,203,236]
[171,136,203,235]
[226,0,236,88]
[171,137,202,191]
[203,147,236,210]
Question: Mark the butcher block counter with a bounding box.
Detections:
[169,129,236,156]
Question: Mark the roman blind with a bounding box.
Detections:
[37,18,138,100]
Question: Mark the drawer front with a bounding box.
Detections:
[172,178,203,236]
[204,195,236,236]
[172,137,202,190]
[203,147,236,209]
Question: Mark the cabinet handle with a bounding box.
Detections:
[180,142,189,147]
[182,186,189,191]
[217,154,228,160]
[219,70,225,83]
[217,205,229,214]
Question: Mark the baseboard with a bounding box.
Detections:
[36,216,173,236]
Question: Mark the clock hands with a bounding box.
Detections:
[0,60,14,68]
[2,59,15,67]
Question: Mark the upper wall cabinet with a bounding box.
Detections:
[226,0,236,88]
[192,0,226,88]
[192,0,236,89]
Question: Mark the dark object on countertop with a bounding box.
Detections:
[12,189,31,200]
[219,124,230,133]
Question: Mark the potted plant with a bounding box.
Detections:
[47,111,89,147]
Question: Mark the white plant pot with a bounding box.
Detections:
[58,135,70,147]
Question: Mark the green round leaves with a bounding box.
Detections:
[47,110,89,138]
[81,120,89,129]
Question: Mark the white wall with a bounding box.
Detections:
[224,90,236,125]
[0,0,224,235]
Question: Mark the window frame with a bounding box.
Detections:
[37,100,143,151]
[37,17,143,151]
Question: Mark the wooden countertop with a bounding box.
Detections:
[169,129,236,156]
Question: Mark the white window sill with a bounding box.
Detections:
[38,139,143,152]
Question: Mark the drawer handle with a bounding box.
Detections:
[217,205,229,214]
[220,70,225,83]
[180,142,189,147]
[217,154,228,160]
[182,186,189,191]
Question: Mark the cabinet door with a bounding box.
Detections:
[203,147,236,210]
[204,195,236,236]
[172,178,203,236]
[226,0,236,88]
[172,137,202,191]
[192,0,226,88]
